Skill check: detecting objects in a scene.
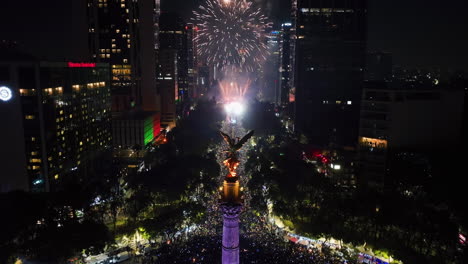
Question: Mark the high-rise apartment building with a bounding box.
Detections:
[0,59,111,192]
[293,0,367,148]
[87,0,160,112]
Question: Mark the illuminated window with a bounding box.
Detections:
[31,137,36,142]
[106,54,111,58]
[116,29,120,33]
[31,151,38,156]
[32,165,40,170]
[54,174,59,180]
[347,101,352,105]
[69,114,73,118]
[30,158,41,163]
[25,115,35,120]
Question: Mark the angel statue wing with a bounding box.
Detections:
[234,130,254,150]
[219,130,234,147]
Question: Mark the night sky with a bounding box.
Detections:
[1,0,467,70]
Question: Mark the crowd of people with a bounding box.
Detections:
[134,123,356,263]
[134,210,353,264]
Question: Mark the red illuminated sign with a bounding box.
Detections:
[68,62,96,68]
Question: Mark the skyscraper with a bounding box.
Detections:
[293,1,367,148]
[186,23,199,99]
[0,58,111,192]
[157,49,178,129]
[87,0,160,112]
[262,29,281,104]
[279,22,294,106]
[159,12,189,102]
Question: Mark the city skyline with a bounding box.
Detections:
[1,0,468,70]
[0,0,467,263]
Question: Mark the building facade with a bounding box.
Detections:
[159,12,188,102]
[186,23,199,99]
[293,0,368,148]
[112,111,160,148]
[279,22,294,106]
[357,81,464,189]
[0,60,111,192]
[262,29,281,103]
[87,0,160,112]
[365,51,393,81]
[157,49,178,129]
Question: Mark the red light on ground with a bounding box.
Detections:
[185,26,189,30]
[68,62,96,68]
[195,26,199,31]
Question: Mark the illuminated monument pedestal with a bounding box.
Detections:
[220,179,243,264]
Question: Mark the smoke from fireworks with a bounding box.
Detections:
[219,79,251,102]
[193,0,271,73]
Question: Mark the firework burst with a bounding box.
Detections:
[193,0,271,73]
[219,79,251,102]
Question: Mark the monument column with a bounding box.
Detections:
[221,203,242,264]
[218,129,253,264]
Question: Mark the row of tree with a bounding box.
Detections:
[242,101,467,264]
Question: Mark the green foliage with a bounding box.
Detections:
[0,191,112,263]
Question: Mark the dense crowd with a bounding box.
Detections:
[136,210,350,264]
[136,123,353,263]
